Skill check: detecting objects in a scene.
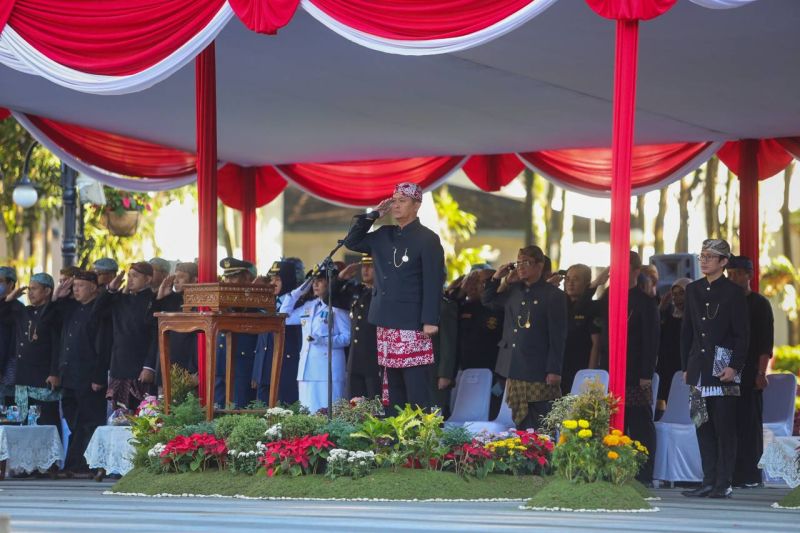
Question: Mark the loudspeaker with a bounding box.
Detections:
[650,253,699,295]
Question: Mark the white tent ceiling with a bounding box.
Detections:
[0,0,798,166]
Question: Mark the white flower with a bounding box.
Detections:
[265,407,293,418]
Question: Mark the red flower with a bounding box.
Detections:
[121,197,131,209]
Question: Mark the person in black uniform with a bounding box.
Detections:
[0,266,18,405]
[681,239,749,499]
[343,182,445,410]
[340,255,380,400]
[95,262,157,410]
[560,264,605,395]
[655,277,691,418]
[727,255,774,488]
[154,262,199,376]
[457,268,504,417]
[433,294,459,418]
[0,273,61,427]
[622,251,660,484]
[482,245,567,430]
[251,260,301,405]
[214,257,258,408]
[53,271,109,475]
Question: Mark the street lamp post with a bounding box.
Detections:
[11,141,82,267]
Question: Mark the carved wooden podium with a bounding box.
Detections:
[155,283,286,420]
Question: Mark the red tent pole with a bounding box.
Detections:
[241,167,257,263]
[195,43,219,405]
[607,19,639,430]
[738,139,760,289]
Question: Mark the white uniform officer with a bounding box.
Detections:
[279,266,351,413]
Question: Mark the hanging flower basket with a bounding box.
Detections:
[102,210,141,237]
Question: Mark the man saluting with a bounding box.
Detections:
[344,183,445,410]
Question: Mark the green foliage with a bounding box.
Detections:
[541,379,617,438]
[762,255,799,321]
[441,426,473,448]
[161,394,204,430]
[102,188,151,214]
[215,415,254,439]
[227,417,269,452]
[773,345,800,375]
[331,396,384,424]
[278,414,327,440]
[319,419,363,451]
[176,421,217,438]
[169,364,197,406]
[324,449,376,480]
[523,478,651,511]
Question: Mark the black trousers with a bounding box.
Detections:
[696,395,738,490]
[346,372,381,401]
[62,387,108,472]
[625,404,656,483]
[733,387,763,486]
[387,365,434,412]
[519,400,554,431]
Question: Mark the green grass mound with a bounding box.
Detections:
[522,478,653,511]
[112,468,547,501]
[777,486,800,509]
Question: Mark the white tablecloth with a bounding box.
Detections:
[758,435,800,488]
[0,425,63,474]
[84,425,134,475]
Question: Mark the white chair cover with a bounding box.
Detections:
[569,369,609,395]
[464,381,515,435]
[653,371,703,482]
[762,373,797,437]
[445,368,492,427]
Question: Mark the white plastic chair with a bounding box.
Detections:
[651,372,660,419]
[464,381,515,435]
[445,368,492,427]
[449,369,463,414]
[762,373,797,437]
[569,369,609,395]
[653,371,703,483]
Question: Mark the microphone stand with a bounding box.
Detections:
[313,240,345,422]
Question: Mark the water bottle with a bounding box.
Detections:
[27,412,36,425]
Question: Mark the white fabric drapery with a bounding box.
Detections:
[688,0,759,9]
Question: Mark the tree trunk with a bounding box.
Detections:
[523,169,534,246]
[544,180,554,253]
[704,156,719,237]
[654,187,668,254]
[550,188,566,268]
[780,162,796,345]
[675,169,702,253]
[220,204,235,258]
[43,215,51,273]
[632,195,646,257]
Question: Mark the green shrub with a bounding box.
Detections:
[320,419,363,450]
[441,426,472,448]
[215,415,253,439]
[176,421,217,437]
[227,417,269,452]
[169,364,197,406]
[280,414,326,440]
[161,394,204,430]
[773,345,800,375]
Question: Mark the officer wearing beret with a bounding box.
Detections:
[148,257,172,291]
[92,258,119,288]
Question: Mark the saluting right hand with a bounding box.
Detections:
[374,197,394,218]
[54,278,73,301]
[5,286,26,302]
[157,275,175,300]
[338,263,360,281]
[494,262,515,280]
[109,271,125,292]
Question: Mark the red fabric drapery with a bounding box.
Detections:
[277,156,466,206]
[25,115,197,178]
[229,0,300,34]
[462,154,524,192]
[777,137,800,160]
[5,0,227,76]
[309,0,537,40]
[217,164,288,210]
[519,142,715,195]
[717,139,794,182]
[195,43,218,405]
[585,0,676,21]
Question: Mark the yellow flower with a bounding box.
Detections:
[611,429,623,437]
[558,434,567,445]
[508,451,515,456]
[637,444,649,455]
[578,419,590,429]
[577,429,593,439]
[608,451,619,460]
[603,435,620,447]
[562,420,578,430]
[620,436,632,446]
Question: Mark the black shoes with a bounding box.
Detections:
[682,485,714,497]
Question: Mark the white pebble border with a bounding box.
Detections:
[519,504,659,513]
[103,490,526,503]
[771,502,800,510]
[644,497,661,501]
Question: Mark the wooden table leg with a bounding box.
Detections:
[205,327,218,421]
[269,326,286,408]
[158,326,172,414]
[225,332,236,409]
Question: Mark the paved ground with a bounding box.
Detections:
[0,479,794,532]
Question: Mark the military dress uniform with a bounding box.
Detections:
[681,275,749,495]
[344,212,445,410]
[346,284,379,399]
[482,277,567,429]
[280,280,351,413]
